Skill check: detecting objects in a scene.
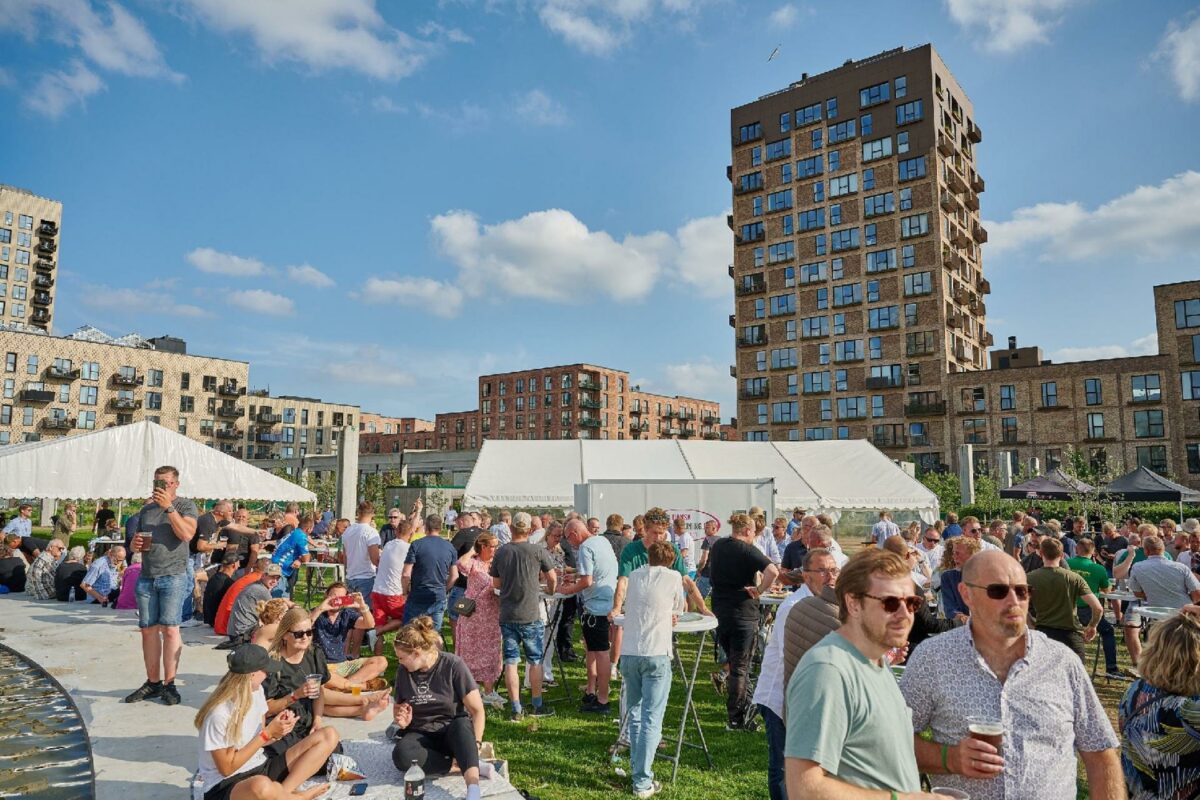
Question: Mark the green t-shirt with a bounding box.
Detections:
[1066,556,1111,608]
[784,632,921,793]
[1027,566,1092,630]
[617,539,687,579]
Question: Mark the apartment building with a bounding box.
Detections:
[359,412,433,436]
[478,363,722,442]
[0,326,248,446]
[729,44,990,472]
[1,185,62,333]
[240,392,359,461]
[943,281,1200,489]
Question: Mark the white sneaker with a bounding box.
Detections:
[482,690,505,708]
[633,781,662,799]
[179,618,204,628]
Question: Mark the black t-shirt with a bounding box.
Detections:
[450,527,483,589]
[392,652,477,734]
[698,536,717,578]
[380,524,400,548]
[203,571,235,627]
[192,512,219,555]
[54,561,86,601]
[264,646,329,739]
[708,537,771,619]
[1102,536,1129,559]
[781,539,808,571]
[95,508,116,531]
[0,557,26,592]
[18,536,49,561]
[601,531,628,561]
[222,531,260,569]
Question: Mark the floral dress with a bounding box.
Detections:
[1119,678,1200,800]
[454,557,501,686]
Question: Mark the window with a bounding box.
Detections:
[827,120,856,144]
[806,427,833,440]
[3,352,12,372]
[961,387,986,412]
[1192,334,1200,363]
[866,279,880,301]
[862,137,892,162]
[780,163,792,184]
[833,313,845,334]
[79,386,97,405]
[864,224,877,247]
[814,234,826,256]
[146,392,162,410]
[826,97,838,118]
[863,168,875,190]
[837,397,867,419]
[872,396,885,418]
[766,138,791,161]
[831,257,844,279]
[1182,370,1200,400]
[811,129,823,150]
[799,261,825,283]
[828,150,841,173]
[1084,378,1102,406]
[829,204,842,226]
[801,316,828,337]
[797,156,823,178]
[906,331,935,356]
[868,336,882,359]
[903,272,932,296]
[895,100,923,125]
[1175,298,1200,328]
[1041,382,1059,407]
[963,418,987,444]
[754,298,766,318]
[804,371,829,393]
[82,361,99,380]
[756,404,768,425]
[860,114,873,136]
[897,132,910,154]
[900,213,930,238]
[782,215,794,235]
[796,103,821,127]
[1137,445,1169,473]
[859,82,890,108]
[751,146,761,166]
[1001,417,1018,444]
[1134,409,1165,438]
[799,209,825,231]
[829,174,858,197]
[779,112,791,133]
[754,247,765,267]
[904,302,918,325]
[1000,384,1015,410]
[870,364,902,387]
[869,306,899,330]
[771,402,799,423]
[768,241,795,263]
[769,294,795,315]
[739,172,763,192]
[771,348,797,369]
[1131,374,1161,402]
[1087,412,1105,439]
[181,372,190,390]
[738,122,762,142]
[785,319,797,340]
[830,228,859,252]
[863,192,894,218]
[147,369,163,387]
[753,197,763,216]
[1189,444,1200,474]
[813,181,824,203]
[832,283,862,306]
[815,287,828,309]
[26,355,37,374]
[898,156,927,181]
[866,248,896,272]
[895,76,907,98]
[740,222,764,241]
[834,339,863,361]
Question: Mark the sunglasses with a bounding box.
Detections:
[924,537,940,543]
[966,582,1033,601]
[804,567,840,576]
[289,629,315,639]
[860,593,924,613]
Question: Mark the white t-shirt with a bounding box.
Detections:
[621,565,685,659]
[752,584,812,718]
[342,522,382,580]
[673,532,697,572]
[197,688,269,789]
[375,538,410,597]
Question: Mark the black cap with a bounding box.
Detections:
[227,644,282,675]
[221,553,241,566]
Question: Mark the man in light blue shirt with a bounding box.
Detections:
[561,518,618,714]
[2,504,33,539]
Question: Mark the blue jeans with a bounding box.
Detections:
[621,654,672,792]
[404,596,447,631]
[347,577,375,610]
[1079,605,1117,672]
[500,621,545,665]
[759,704,786,800]
[181,560,195,621]
[135,571,191,628]
[696,576,711,599]
[446,585,466,622]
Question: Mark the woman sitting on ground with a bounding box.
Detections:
[391,616,487,800]
[195,643,337,800]
[263,606,389,757]
[115,553,141,610]
[1119,610,1200,800]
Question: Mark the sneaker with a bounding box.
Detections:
[542,677,558,689]
[528,704,557,718]
[123,681,163,703]
[179,618,204,629]
[633,781,662,799]
[558,650,579,663]
[482,690,505,708]
[725,718,747,732]
[580,692,597,707]
[509,707,525,722]
[611,665,620,682]
[161,683,182,706]
[581,700,611,715]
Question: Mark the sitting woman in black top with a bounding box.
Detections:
[0,543,26,593]
[391,616,487,798]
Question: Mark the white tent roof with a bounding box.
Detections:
[463,439,937,518]
[0,420,316,502]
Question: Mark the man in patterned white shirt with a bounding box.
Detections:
[899,551,1124,800]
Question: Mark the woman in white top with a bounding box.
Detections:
[195,644,337,800]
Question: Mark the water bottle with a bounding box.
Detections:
[404,759,425,798]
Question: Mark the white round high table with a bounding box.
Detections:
[539,591,576,703]
[1139,606,1180,622]
[298,562,344,607]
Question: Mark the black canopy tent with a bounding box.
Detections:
[999,468,1096,501]
[1099,466,1200,519]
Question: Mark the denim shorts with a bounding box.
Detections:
[500,621,545,665]
[347,577,375,610]
[135,572,191,628]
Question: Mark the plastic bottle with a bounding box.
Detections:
[404,759,425,798]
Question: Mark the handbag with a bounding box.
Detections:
[452,596,477,617]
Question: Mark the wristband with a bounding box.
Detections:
[260,731,272,744]
[890,791,898,800]
[941,743,950,773]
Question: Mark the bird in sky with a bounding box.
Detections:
[768,45,780,61]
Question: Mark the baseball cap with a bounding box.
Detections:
[221,553,241,567]
[227,644,282,675]
[263,563,283,577]
[511,512,532,531]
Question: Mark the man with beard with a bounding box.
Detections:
[899,552,1122,800]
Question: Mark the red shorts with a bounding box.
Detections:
[371,593,405,627]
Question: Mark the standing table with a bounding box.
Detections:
[1138,606,1180,622]
[299,562,345,608]
[613,612,718,782]
[540,591,575,703]
[88,537,124,555]
[1093,590,1141,680]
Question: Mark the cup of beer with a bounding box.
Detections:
[965,714,1004,754]
[135,532,154,552]
[304,674,323,699]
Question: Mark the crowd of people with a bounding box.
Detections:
[7,474,1200,800]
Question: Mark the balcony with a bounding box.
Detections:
[978,277,991,295]
[218,383,245,397]
[871,433,907,448]
[726,165,732,182]
[936,132,954,156]
[31,309,51,324]
[737,228,765,244]
[32,291,52,306]
[737,333,768,347]
[967,122,982,143]
[256,432,285,443]
[35,259,55,272]
[971,174,986,193]
[963,191,979,211]
[727,264,734,278]
[729,365,737,378]
[680,427,696,438]
[939,191,959,212]
[38,221,58,237]
[40,416,75,432]
[256,412,282,425]
[215,427,243,440]
[19,388,54,403]
[109,397,142,411]
[661,409,677,419]
[629,407,642,416]
[972,224,988,244]
[579,397,601,410]
[739,386,769,400]
[579,417,602,428]
[736,279,766,296]
[865,376,904,390]
[44,365,79,381]
[906,401,947,416]
[945,167,968,194]
[666,426,682,436]
[112,372,142,387]
[34,274,54,289]
[726,213,734,230]
[630,422,649,433]
[703,432,721,440]
[217,404,244,418]
[953,287,970,304]
[728,314,736,328]
[951,227,971,247]
[734,180,763,196]
[702,414,720,424]
[36,240,57,255]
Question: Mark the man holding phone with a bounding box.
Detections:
[124,465,199,707]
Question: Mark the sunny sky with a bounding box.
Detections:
[2,0,1199,421]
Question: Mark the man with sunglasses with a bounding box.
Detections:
[1026,537,1102,662]
[916,528,944,572]
[785,549,932,797]
[900,551,1122,800]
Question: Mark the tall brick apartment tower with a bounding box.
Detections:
[728,45,991,471]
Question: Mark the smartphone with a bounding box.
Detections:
[335,596,357,607]
[349,783,368,796]
[153,478,167,490]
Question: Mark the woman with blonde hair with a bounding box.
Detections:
[1119,611,1200,799]
[194,643,336,800]
[391,616,487,800]
[251,598,293,647]
[454,532,503,707]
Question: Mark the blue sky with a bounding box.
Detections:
[2,0,1199,421]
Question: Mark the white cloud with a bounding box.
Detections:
[186,247,270,277]
[660,358,731,404]
[537,0,704,55]
[539,4,623,54]
[25,60,105,118]
[79,284,208,318]
[415,101,489,132]
[768,4,803,29]
[417,20,473,43]
[944,0,1078,53]
[514,89,567,126]
[1154,12,1200,102]
[985,171,1200,262]
[286,264,335,288]
[671,212,732,298]
[371,95,406,113]
[228,289,295,316]
[358,276,464,318]
[1049,333,1157,363]
[322,345,416,387]
[176,0,430,79]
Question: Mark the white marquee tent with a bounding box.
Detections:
[463,439,939,522]
[0,421,316,502]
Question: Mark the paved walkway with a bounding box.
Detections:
[0,595,380,800]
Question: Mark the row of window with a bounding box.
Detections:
[962,411,1165,443]
[481,373,617,396]
[960,374,1172,410]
